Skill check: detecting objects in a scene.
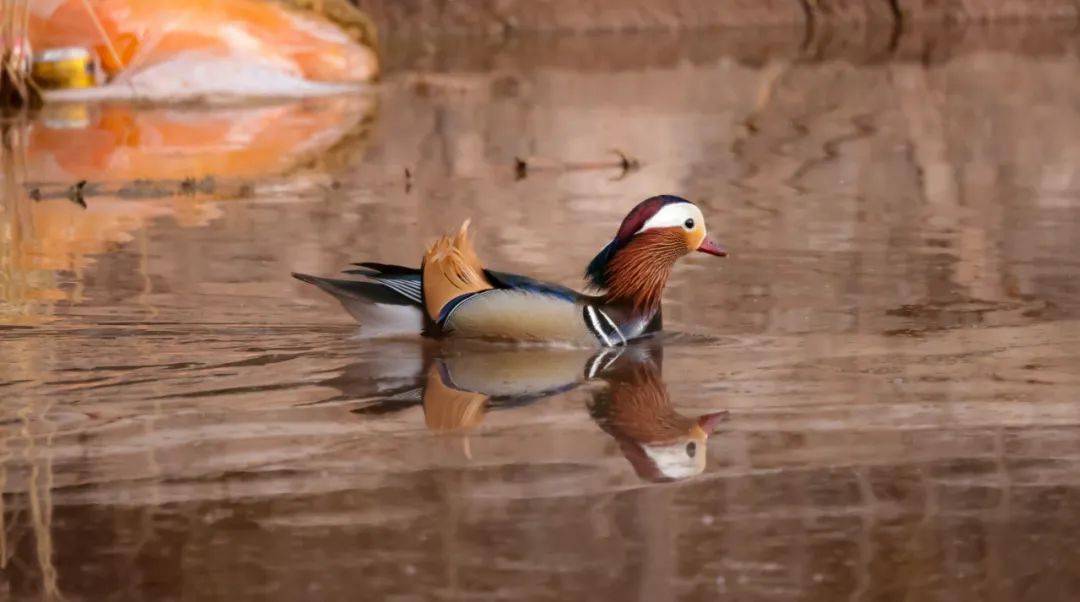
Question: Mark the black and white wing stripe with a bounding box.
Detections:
[584,347,625,378]
[583,305,627,347]
[370,276,422,304]
[344,263,424,305]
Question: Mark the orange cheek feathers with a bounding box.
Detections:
[684,227,706,253]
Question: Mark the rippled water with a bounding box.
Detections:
[3,25,1080,601]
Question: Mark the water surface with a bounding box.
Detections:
[3,25,1080,601]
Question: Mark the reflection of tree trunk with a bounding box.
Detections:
[850,467,876,602]
[891,64,1003,303]
[891,66,958,209]
[0,432,7,569]
[442,469,464,597]
[21,403,61,600]
[1,123,34,317]
[636,487,676,602]
[743,60,792,135]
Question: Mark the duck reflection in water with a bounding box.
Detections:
[587,345,728,482]
[333,341,728,482]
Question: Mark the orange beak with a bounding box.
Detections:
[697,238,727,257]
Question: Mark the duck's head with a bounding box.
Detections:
[620,412,727,482]
[589,354,729,482]
[586,195,726,306]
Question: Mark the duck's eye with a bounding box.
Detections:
[686,441,697,457]
[683,218,695,230]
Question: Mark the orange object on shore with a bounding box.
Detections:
[28,0,377,99]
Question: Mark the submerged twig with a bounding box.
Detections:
[79,0,122,73]
[608,148,641,180]
[179,176,215,195]
[66,180,87,208]
[513,149,641,181]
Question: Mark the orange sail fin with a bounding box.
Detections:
[422,220,493,321]
[422,362,488,432]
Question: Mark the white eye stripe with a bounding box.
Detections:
[635,203,706,235]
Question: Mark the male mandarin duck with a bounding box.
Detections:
[293,195,726,346]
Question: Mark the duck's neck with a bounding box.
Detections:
[603,364,693,442]
[599,230,683,317]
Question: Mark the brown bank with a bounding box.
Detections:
[352,0,1078,35]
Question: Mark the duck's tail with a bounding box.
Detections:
[422,220,493,322]
[291,272,425,335]
[422,360,488,432]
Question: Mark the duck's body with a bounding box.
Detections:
[293,195,725,346]
[293,263,655,345]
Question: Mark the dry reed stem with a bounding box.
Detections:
[79,0,122,72]
[0,0,40,109]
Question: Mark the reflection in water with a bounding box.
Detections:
[26,96,374,183]
[587,345,728,482]
[0,400,62,600]
[0,95,373,323]
[22,410,60,601]
[347,341,727,480]
[415,346,589,433]
[0,94,372,596]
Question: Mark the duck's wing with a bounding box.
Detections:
[292,262,427,334]
[484,270,583,302]
[294,262,424,309]
[344,262,423,305]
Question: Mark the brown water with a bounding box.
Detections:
[3,25,1080,601]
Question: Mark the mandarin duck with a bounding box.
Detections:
[293,195,726,346]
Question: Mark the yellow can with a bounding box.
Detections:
[31,48,97,90]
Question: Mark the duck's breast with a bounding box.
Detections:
[442,290,594,344]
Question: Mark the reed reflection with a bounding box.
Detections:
[337,340,728,482]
